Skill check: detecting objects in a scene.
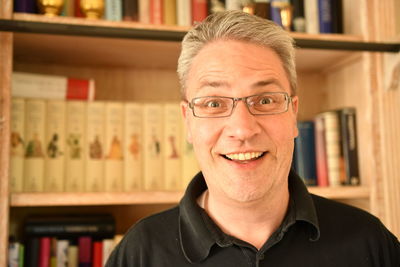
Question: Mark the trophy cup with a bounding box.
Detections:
[80,0,104,19]
[37,0,64,17]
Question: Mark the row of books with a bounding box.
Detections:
[293,107,360,187]
[10,97,200,193]
[9,215,120,267]
[14,0,343,34]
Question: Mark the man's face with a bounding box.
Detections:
[181,39,298,203]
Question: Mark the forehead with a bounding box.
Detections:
[186,39,290,95]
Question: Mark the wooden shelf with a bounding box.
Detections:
[10,186,369,207]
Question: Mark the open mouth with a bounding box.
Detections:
[223,152,265,162]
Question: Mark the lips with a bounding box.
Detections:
[223,151,265,161]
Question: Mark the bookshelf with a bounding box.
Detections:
[1,0,400,265]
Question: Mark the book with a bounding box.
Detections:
[331,0,343,33]
[318,0,333,33]
[65,101,86,192]
[12,72,95,101]
[67,245,78,267]
[61,0,75,17]
[191,0,208,24]
[24,99,46,192]
[123,103,143,191]
[25,237,40,267]
[314,114,329,186]
[163,103,182,190]
[105,0,122,21]
[150,0,163,24]
[304,0,319,34]
[85,101,105,192]
[50,238,57,267]
[8,240,23,267]
[176,0,191,26]
[38,237,51,267]
[254,0,271,19]
[294,121,317,186]
[13,0,37,13]
[10,98,25,193]
[225,0,242,10]
[56,240,69,267]
[164,0,177,25]
[44,100,66,192]
[92,241,103,267]
[78,236,92,267]
[339,108,360,185]
[101,239,115,266]
[74,0,84,17]
[104,102,124,192]
[143,104,164,190]
[123,0,139,21]
[139,0,150,23]
[291,0,306,32]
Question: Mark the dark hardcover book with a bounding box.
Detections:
[24,215,115,239]
[318,0,333,33]
[339,107,360,185]
[270,0,283,27]
[291,0,306,32]
[254,1,271,19]
[25,237,40,267]
[78,236,92,267]
[294,121,317,186]
[331,0,343,33]
[123,0,139,21]
[14,0,37,13]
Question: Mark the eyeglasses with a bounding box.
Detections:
[186,92,292,118]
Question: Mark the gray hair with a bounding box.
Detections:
[177,10,297,97]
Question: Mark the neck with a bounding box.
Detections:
[198,185,289,250]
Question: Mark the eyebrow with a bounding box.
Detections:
[251,79,282,88]
[197,78,283,91]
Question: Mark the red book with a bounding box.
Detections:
[78,236,92,267]
[314,115,329,187]
[39,237,51,267]
[67,78,95,100]
[150,0,163,24]
[191,0,207,24]
[75,0,84,17]
[92,241,103,267]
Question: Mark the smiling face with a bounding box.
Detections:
[182,39,298,204]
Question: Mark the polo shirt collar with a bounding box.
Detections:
[178,170,320,263]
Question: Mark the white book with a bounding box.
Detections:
[124,103,143,191]
[104,102,124,192]
[8,241,20,267]
[225,0,242,10]
[163,103,182,191]
[143,103,164,190]
[181,120,200,190]
[44,100,66,192]
[65,101,86,192]
[12,72,95,100]
[177,0,191,26]
[56,240,69,267]
[105,0,122,21]
[304,0,320,34]
[10,98,25,192]
[102,238,116,266]
[139,0,150,24]
[24,99,46,192]
[86,101,105,192]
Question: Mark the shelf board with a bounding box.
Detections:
[10,186,369,207]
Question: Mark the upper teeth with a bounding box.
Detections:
[225,152,263,161]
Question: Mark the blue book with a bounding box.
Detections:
[294,121,317,186]
[318,0,333,33]
[270,0,284,27]
[14,0,37,13]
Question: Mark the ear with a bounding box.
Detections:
[291,96,299,138]
[180,101,193,144]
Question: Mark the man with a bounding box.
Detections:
[106,11,400,266]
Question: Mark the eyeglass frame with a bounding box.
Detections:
[184,91,294,118]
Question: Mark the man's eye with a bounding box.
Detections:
[205,100,222,108]
[259,97,273,105]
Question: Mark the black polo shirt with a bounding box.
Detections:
[106,171,400,266]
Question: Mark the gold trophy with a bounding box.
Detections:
[80,0,105,19]
[37,0,64,17]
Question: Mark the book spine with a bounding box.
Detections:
[139,0,150,23]
[39,237,51,267]
[291,0,306,32]
[26,238,40,267]
[66,78,95,101]
[14,0,37,13]
[176,0,191,26]
[50,238,57,267]
[164,0,177,25]
[191,0,207,24]
[225,0,242,10]
[143,104,164,190]
[304,0,319,34]
[78,237,92,267]
[8,241,21,267]
[24,99,46,192]
[318,0,333,33]
[314,115,329,186]
[104,102,124,192]
[254,0,271,19]
[65,101,86,192]
[74,0,84,17]
[123,0,139,21]
[294,121,317,186]
[150,0,164,24]
[92,241,103,267]
[61,0,75,17]
[67,245,78,267]
[163,103,182,191]
[331,0,342,33]
[85,102,105,192]
[340,108,360,185]
[101,239,115,266]
[123,103,143,191]
[181,118,199,189]
[44,100,66,192]
[56,240,69,267]
[10,98,25,193]
[105,0,122,21]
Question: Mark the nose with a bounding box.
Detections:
[224,100,262,141]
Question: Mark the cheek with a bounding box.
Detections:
[189,120,221,151]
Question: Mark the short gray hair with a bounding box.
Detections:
[177,10,297,97]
